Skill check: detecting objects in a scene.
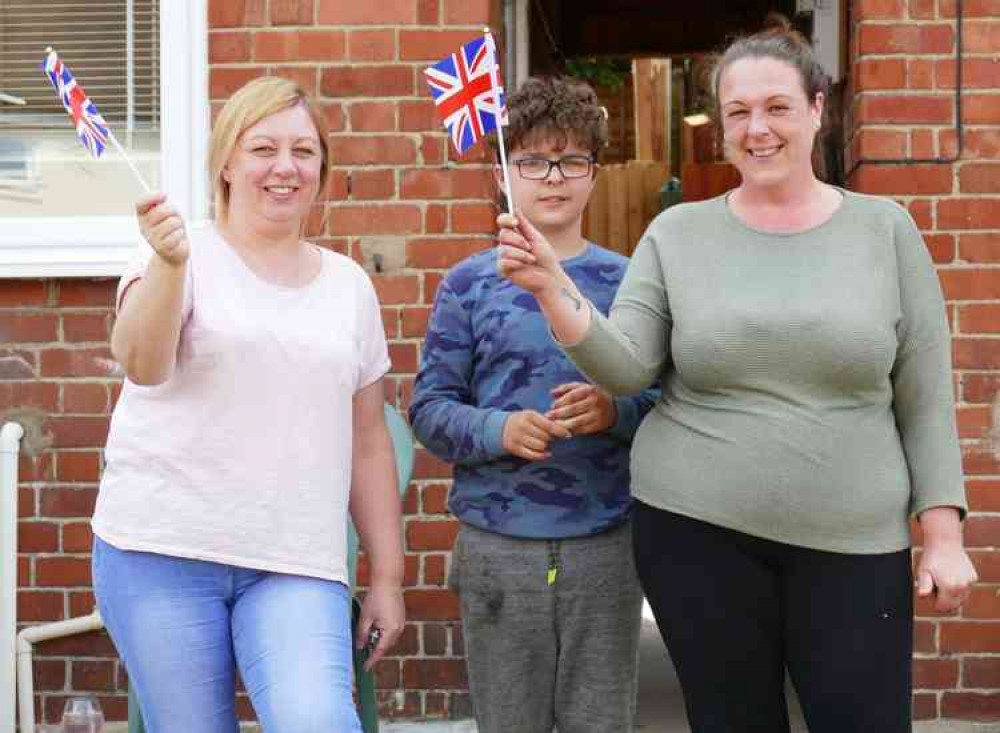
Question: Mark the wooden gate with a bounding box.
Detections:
[582,160,670,257]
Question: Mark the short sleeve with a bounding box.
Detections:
[116,240,194,322]
[355,271,391,391]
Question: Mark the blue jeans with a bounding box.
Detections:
[92,536,362,733]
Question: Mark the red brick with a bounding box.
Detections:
[421,135,448,165]
[964,374,1000,402]
[968,480,1000,512]
[347,30,396,61]
[318,0,417,24]
[350,169,396,200]
[407,520,459,551]
[3,313,58,343]
[373,659,401,689]
[964,448,1000,475]
[0,280,47,307]
[270,66,319,96]
[958,404,991,439]
[911,128,936,158]
[908,0,936,18]
[62,523,94,554]
[321,66,413,98]
[399,30,478,61]
[426,203,448,233]
[72,660,115,692]
[0,382,58,411]
[62,383,109,414]
[406,238,486,269]
[451,203,496,234]
[937,58,1000,89]
[350,102,397,132]
[965,516,1000,547]
[418,0,440,24]
[400,168,493,199]
[939,198,1000,229]
[858,95,954,124]
[401,307,431,338]
[965,20,1000,52]
[964,95,1000,125]
[400,100,438,131]
[388,342,418,373]
[208,0,251,28]
[444,0,491,23]
[913,658,959,689]
[17,521,59,553]
[17,591,64,622]
[56,281,115,308]
[36,557,92,587]
[69,590,97,618]
[372,275,420,305]
[424,554,446,585]
[858,24,954,54]
[853,164,953,195]
[421,484,450,514]
[906,58,935,89]
[959,303,1000,333]
[960,163,1000,193]
[941,692,1000,720]
[965,657,1000,688]
[209,31,252,63]
[925,233,955,263]
[382,307,400,340]
[39,347,114,378]
[939,129,1000,161]
[913,692,938,720]
[33,659,67,691]
[323,102,346,133]
[209,67,261,99]
[960,233,1000,263]
[965,585,1000,618]
[402,658,466,688]
[855,59,906,90]
[329,204,421,235]
[941,621,1000,652]
[40,487,97,518]
[62,313,111,343]
[329,136,417,166]
[270,0,314,25]
[413,448,452,479]
[253,30,345,62]
[35,630,116,656]
[45,416,111,449]
[941,0,1000,16]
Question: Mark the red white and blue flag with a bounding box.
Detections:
[424,36,505,155]
[42,50,110,159]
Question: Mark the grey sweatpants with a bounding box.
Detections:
[449,522,643,733]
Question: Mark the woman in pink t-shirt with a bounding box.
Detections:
[91,77,405,733]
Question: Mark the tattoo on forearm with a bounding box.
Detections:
[561,288,583,312]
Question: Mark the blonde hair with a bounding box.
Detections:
[209,76,330,222]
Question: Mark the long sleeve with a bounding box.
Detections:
[889,205,968,518]
[608,388,658,443]
[408,277,509,465]
[563,214,674,396]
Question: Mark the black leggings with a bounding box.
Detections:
[633,502,913,733]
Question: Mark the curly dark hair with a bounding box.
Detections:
[500,76,608,158]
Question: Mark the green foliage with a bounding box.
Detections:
[564,57,630,91]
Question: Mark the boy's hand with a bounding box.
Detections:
[502,410,572,461]
[496,212,562,295]
[136,192,189,267]
[547,382,617,435]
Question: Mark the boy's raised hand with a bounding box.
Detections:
[136,192,189,267]
[546,382,617,435]
[496,212,562,295]
[502,410,572,461]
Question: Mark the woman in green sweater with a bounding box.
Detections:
[496,18,977,733]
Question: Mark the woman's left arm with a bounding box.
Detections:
[917,506,977,612]
[350,378,406,670]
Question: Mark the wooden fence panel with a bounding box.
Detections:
[583,160,670,256]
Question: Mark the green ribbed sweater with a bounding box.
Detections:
[565,189,966,553]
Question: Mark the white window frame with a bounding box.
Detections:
[0,0,209,278]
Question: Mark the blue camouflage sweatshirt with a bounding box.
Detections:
[409,243,657,539]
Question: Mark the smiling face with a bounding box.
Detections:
[223,102,323,230]
[718,56,823,194]
[501,135,597,238]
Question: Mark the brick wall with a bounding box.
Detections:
[3,0,999,726]
[849,0,1000,722]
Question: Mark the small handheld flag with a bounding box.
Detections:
[423,30,513,212]
[42,47,150,191]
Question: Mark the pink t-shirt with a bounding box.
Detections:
[93,224,390,583]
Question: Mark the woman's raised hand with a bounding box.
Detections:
[136,192,189,266]
[496,212,562,295]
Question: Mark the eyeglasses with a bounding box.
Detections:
[512,155,595,180]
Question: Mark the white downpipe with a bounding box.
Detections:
[2,422,25,733]
[16,610,104,733]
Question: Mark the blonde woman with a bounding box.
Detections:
[92,77,404,733]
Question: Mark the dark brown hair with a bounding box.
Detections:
[500,76,608,158]
[710,14,831,126]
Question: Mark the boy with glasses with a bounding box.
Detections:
[409,76,656,733]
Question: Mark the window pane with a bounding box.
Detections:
[0,0,160,217]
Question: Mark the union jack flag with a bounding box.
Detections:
[42,50,110,159]
[424,36,505,155]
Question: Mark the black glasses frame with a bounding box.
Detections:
[512,155,596,180]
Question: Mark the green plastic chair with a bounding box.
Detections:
[128,403,415,733]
